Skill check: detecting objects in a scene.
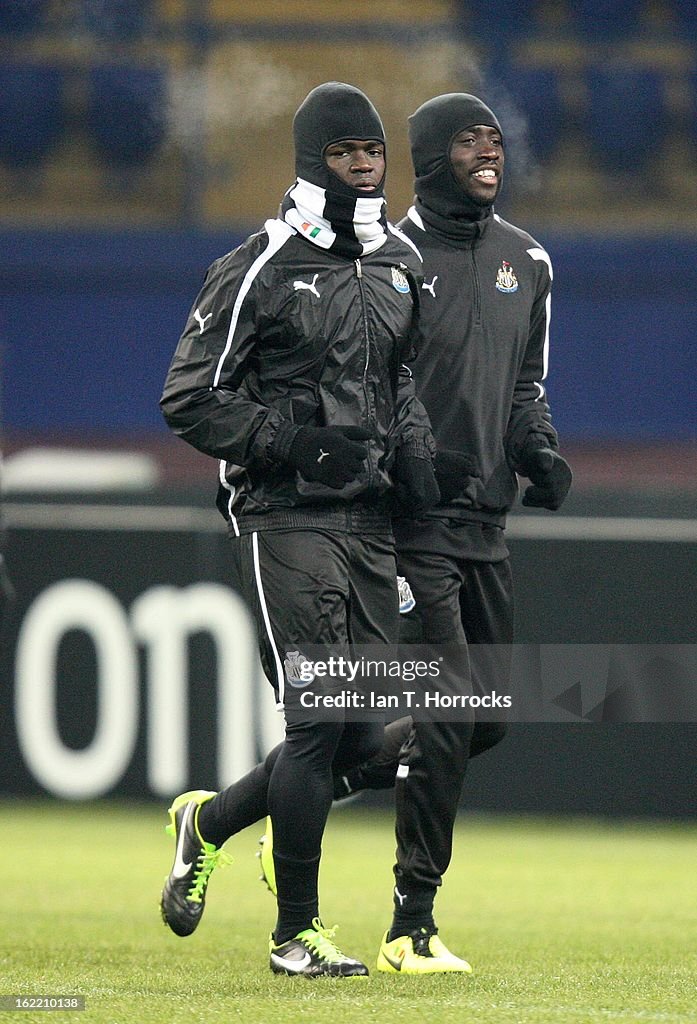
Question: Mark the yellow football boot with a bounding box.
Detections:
[377,927,473,974]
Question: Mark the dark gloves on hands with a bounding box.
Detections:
[433,448,481,503]
[393,451,441,515]
[288,425,372,489]
[520,448,572,511]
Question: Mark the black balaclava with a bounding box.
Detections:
[282,82,388,258]
[293,80,386,197]
[408,93,502,240]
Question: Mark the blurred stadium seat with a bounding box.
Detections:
[498,65,566,164]
[582,64,667,173]
[0,0,47,35]
[0,63,66,168]
[458,0,541,41]
[688,66,697,144]
[87,64,168,167]
[457,0,545,65]
[79,0,152,41]
[674,6,697,44]
[569,0,644,41]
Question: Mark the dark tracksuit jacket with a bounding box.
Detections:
[398,203,558,535]
[160,216,434,700]
[161,216,433,534]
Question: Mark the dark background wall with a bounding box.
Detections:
[3,230,697,442]
[1,504,695,817]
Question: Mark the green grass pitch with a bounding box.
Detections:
[1,800,696,1024]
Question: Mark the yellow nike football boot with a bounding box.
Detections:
[377,926,473,974]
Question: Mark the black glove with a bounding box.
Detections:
[433,448,481,503]
[393,451,441,515]
[520,448,572,511]
[287,425,371,489]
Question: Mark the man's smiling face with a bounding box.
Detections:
[449,124,504,206]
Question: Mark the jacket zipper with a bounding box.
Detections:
[355,259,371,381]
[355,258,375,485]
[470,245,482,326]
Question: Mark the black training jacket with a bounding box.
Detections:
[398,205,559,527]
[161,217,434,531]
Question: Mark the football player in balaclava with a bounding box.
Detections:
[159,83,440,977]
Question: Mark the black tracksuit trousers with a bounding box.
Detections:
[392,545,513,905]
[220,516,398,941]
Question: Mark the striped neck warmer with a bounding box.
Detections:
[282,176,388,259]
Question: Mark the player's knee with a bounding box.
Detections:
[284,719,345,766]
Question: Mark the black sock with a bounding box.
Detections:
[388,884,437,940]
[272,849,321,945]
[197,745,282,847]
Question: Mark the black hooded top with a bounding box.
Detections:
[394,92,559,545]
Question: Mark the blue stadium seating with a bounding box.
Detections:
[688,67,697,147]
[79,0,152,41]
[496,66,566,164]
[582,65,666,172]
[673,7,697,43]
[0,63,66,168]
[457,0,540,41]
[87,64,168,167]
[0,0,48,35]
[569,0,644,41]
